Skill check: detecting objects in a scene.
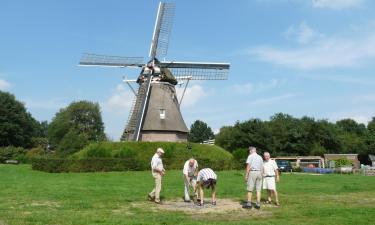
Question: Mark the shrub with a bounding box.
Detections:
[0,146,26,163]
[335,158,352,168]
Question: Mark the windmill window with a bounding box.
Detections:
[159,109,166,119]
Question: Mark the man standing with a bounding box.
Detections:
[263,152,280,206]
[148,148,165,204]
[183,158,198,202]
[243,146,263,209]
[195,168,217,206]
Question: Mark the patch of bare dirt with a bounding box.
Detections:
[29,201,60,207]
[157,198,273,220]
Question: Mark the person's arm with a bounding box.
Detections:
[275,161,280,182]
[274,161,279,182]
[194,164,199,177]
[245,163,250,181]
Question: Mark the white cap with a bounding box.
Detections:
[157,148,165,154]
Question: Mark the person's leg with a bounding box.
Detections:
[184,177,190,201]
[243,173,255,208]
[199,185,204,205]
[149,174,157,199]
[191,178,198,199]
[273,190,280,205]
[211,185,216,204]
[255,172,262,209]
[267,190,272,202]
[155,174,162,203]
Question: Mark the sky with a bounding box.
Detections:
[1,0,375,140]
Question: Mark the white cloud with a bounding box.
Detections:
[284,21,323,44]
[249,93,295,106]
[176,83,208,108]
[312,0,363,9]
[0,79,11,90]
[103,84,134,114]
[248,30,375,70]
[231,78,287,95]
[300,74,375,85]
[328,107,374,125]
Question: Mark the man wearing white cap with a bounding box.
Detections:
[148,147,165,204]
[182,158,199,202]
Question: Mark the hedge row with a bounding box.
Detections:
[31,157,146,173]
[31,142,238,173]
[31,157,237,173]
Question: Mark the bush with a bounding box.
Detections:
[232,148,248,169]
[0,146,26,163]
[335,158,352,168]
[32,142,236,172]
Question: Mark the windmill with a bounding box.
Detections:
[79,2,230,142]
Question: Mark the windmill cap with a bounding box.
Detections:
[157,148,165,154]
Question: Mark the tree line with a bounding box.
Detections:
[0,91,106,156]
[214,113,375,164]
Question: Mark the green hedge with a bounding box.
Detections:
[31,157,144,172]
[32,142,236,172]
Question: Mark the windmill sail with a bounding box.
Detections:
[159,61,230,80]
[149,2,175,59]
[79,53,144,67]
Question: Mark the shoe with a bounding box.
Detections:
[184,199,191,203]
[254,203,261,209]
[242,202,252,209]
[155,200,161,204]
[212,201,216,206]
[148,194,155,201]
[197,202,204,207]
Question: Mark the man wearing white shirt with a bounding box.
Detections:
[263,152,280,206]
[148,148,165,204]
[243,146,263,209]
[182,158,198,202]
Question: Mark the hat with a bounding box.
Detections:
[157,148,165,154]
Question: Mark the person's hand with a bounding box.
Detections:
[276,176,280,183]
[244,174,248,182]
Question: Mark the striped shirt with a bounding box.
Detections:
[197,168,217,182]
[246,153,263,171]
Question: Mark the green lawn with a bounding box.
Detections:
[1,165,374,225]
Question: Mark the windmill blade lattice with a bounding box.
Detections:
[79,53,144,68]
[149,2,175,59]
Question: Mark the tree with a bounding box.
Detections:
[188,120,214,143]
[48,101,106,155]
[368,117,375,133]
[336,119,366,136]
[0,91,42,148]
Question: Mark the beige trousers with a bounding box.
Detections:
[149,173,162,202]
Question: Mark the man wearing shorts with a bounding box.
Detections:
[243,146,263,209]
[195,168,217,206]
[263,152,280,206]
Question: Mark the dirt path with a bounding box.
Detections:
[157,198,274,219]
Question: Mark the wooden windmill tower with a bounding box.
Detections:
[79,2,230,142]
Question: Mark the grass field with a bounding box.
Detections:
[1,165,375,225]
